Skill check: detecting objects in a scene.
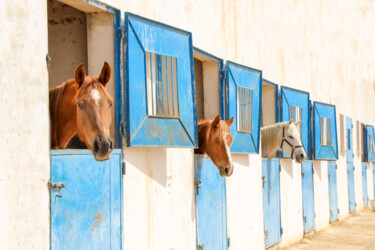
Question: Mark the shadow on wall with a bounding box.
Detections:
[314,160,322,180]
[233,154,250,167]
[124,147,168,187]
[280,159,294,178]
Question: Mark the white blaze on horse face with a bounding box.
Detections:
[223,133,233,166]
[91,89,101,106]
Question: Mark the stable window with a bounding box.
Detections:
[289,105,302,138]
[365,125,375,162]
[356,121,364,161]
[261,80,278,128]
[222,61,262,153]
[146,52,179,117]
[313,102,338,160]
[237,87,252,133]
[124,13,197,147]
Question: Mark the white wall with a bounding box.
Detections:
[313,161,330,231]
[0,0,50,249]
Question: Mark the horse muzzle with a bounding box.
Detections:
[295,153,306,163]
[92,136,113,161]
[219,164,234,177]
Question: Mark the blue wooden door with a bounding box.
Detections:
[262,159,282,248]
[362,163,368,207]
[124,13,197,147]
[280,87,311,159]
[50,150,122,250]
[347,163,356,213]
[328,161,339,223]
[301,161,315,233]
[224,61,262,153]
[194,155,228,250]
[346,117,354,163]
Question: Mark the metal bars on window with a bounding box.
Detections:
[320,117,331,146]
[237,87,252,133]
[369,135,374,154]
[146,52,179,117]
[289,105,302,137]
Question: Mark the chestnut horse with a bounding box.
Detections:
[49,62,113,161]
[261,120,306,163]
[196,115,235,177]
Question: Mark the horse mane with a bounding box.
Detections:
[49,82,67,147]
[261,122,287,143]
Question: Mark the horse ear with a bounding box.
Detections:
[212,115,221,128]
[286,119,293,126]
[294,121,302,127]
[227,117,234,126]
[74,63,86,88]
[98,62,111,87]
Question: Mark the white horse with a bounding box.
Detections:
[261,120,307,163]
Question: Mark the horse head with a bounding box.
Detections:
[74,62,113,161]
[282,120,306,163]
[199,115,234,177]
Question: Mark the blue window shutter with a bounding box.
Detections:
[313,102,338,160]
[280,87,311,158]
[365,125,375,162]
[225,61,262,154]
[124,13,197,147]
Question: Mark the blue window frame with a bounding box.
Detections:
[222,61,262,153]
[313,102,338,160]
[365,125,375,162]
[280,87,311,158]
[124,13,197,147]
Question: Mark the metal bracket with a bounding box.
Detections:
[118,26,125,39]
[264,230,269,239]
[120,121,126,137]
[194,181,202,195]
[197,243,205,249]
[262,176,266,187]
[122,162,126,175]
[301,171,305,177]
[48,181,65,189]
[219,70,226,80]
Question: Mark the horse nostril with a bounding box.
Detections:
[224,167,229,174]
[109,140,113,151]
[300,153,304,158]
[94,140,100,153]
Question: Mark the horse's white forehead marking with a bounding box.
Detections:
[91,89,101,105]
[223,133,233,165]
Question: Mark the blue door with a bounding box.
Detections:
[362,163,368,207]
[347,163,356,213]
[194,155,228,250]
[280,87,311,158]
[262,159,282,248]
[224,61,262,153]
[328,161,339,222]
[301,161,315,233]
[124,13,197,147]
[346,117,354,163]
[50,150,122,250]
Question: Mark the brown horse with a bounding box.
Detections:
[196,115,235,177]
[49,62,113,161]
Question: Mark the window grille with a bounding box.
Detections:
[320,117,331,146]
[237,86,252,133]
[289,105,302,137]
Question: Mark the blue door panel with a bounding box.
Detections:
[262,159,281,248]
[50,150,122,250]
[195,155,227,250]
[328,161,339,222]
[313,102,338,160]
[365,126,375,162]
[280,87,311,159]
[225,61,262,153]
[125,13,197,147]
[362,163,368,207]
[348,163,356,213]
[301,161,315,233]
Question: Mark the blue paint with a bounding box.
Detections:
[262,158,281,248]
[362,163,368,207]
[346,117,354,163]
[301,161,315,233]
[124,13,197,147]
[50,149,122,250]
[225,61,262,153]
[219,60,225,119]
[365,125,375,162]
[194,155,228,250]
[280,87,311,159]
[262,80,279,123]
[347,162,356,213]
[328,161,339,223]
[313,102,338,160]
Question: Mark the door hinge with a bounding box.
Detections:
[48,181,65,189]
[197,243,205,249]
[194,180,202,195]
[338,208,340,213]
[312,167,314,174]
[122,162,126,175]
[336,164,338,170]
[220,70,226,80]
[118,26,125,39]
[264,230,269,239]
[303,216,307,222]
[301,171,305,177]
[280,227,284,235]
[120,121,126,137]
[227,237,230,247]
[262,176,266,187]
[279,164,282,172]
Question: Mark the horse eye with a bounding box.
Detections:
[214,138,220,145]
[289,136,294,139]
[78,102,84,110]
[109,102,113,108]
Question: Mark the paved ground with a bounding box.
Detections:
[286,210,375,249]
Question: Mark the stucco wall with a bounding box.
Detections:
[0,0,50,249]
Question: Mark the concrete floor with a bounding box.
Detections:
[286,210,375,250]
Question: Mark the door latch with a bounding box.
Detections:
[48,181,65,189]
[194,181,202,195]
[262,176,266,187]
[197,243,205,249]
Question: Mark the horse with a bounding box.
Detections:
[196,115,235,177]
[261,120,307,163]
[49,62,113,161]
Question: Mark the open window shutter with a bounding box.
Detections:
[280,87,311,158]
[225,61,262,153]
[365,125,375,162]
[313,102,338,160]
[124,13,197,147]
